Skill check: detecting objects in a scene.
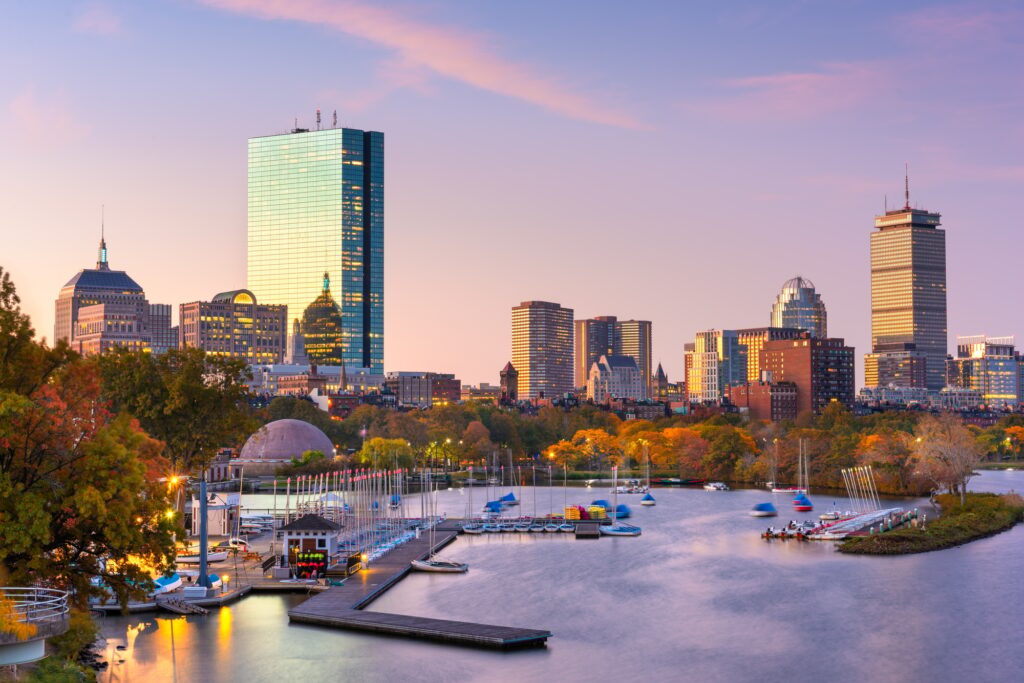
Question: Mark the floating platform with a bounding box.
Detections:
[574,521,601,539]
[288,522,551,649]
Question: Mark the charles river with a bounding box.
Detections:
[97,471,1022,683]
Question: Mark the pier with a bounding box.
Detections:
[287,521,552,649]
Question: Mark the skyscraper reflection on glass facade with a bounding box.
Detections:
[248,124,383,372]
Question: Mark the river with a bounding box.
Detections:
[96,470,1023,683]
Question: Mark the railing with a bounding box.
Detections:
[1,587,69,625]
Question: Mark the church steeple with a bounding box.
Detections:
[97,207,109,271]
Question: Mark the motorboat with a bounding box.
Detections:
[750,502,778,517]
[411,559,469,573]
[600,524,642,537]
[704,482,729,491]
[640,492,656,506]
[611,479,648,494]
[771,486,807,495]
[558,523,574,533]
[819,511,842,521]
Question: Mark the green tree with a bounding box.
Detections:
[356,437,415,469]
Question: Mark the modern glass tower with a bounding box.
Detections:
[248,125,384,372]
[770,276,827,337]
[868,184,946,389]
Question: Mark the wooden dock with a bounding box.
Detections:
[575,521,601,538]
[288,522,551,649]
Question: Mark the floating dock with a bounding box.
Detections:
[287,521,551,649]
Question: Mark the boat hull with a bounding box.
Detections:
[411,560,468,573]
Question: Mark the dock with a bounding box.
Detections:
[288,522,551,649]
[574,521,601,539]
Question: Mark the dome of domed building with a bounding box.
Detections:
[301,273,346,366]
[239,419,335,461]
[770,276,827,338]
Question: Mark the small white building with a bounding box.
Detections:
[277,514,343,579]
[190,492,240,537]
[588,355,644,403]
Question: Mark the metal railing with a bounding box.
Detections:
[1,587,69,624]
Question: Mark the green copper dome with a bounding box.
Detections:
[301,272,345,365]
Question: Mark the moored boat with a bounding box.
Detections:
[640,492,656,506]
[411,559,468,573]
[750,502,778,517]
[600,524,642,536]
[703,482,729,491]
[559,523,574,533]
[462,523,485,534]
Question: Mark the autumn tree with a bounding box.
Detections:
[914,414,983,504]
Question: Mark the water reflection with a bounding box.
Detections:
[99,471,1024,683]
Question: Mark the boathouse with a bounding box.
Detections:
[279,515,342,579]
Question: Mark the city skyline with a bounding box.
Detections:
[5,1,1024,385]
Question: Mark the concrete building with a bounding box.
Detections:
[248,364,383,396]
[726,381,798,422]
[384,372,461,408]
[770,276,827,337]
[864,341,928,388]
[500,362,519,404]
[575,317,652,396]
[946,336,1020,407]
[587,355,644,403]
[55,234,150,352]
[461,383,501,403]
[511,301,573,400]
[248,124,384,372]
[868,182,947,389]
[685,330,747,403]
[760,333,855,414]
[736,327,805,382]
[179,289,287,363]
[651,362,669,402]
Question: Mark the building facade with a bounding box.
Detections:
[511,301,573,400]
[946,336,1020,407]
[384,372,461,408]
[736,327,805,382]
[300,273,346,366]
[55,235,150,351]
[178,289,287,363]
[726,381,798,422]
[685,330,746,403]
[868,191,947,389]
[499,362,519,404]
[247,125,384,372]
[770,276,827,337]
[760,333,855,414]
[148,303,176,355]
[574,317,652,395]
[864,341,928,388]
[587,355,644,403]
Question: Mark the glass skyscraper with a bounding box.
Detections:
[868,195,946,390]
[770,276,827,337]
[248,125,384,372]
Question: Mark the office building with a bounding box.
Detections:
[868,182,946,389]
[685,330,746,403]
[760,333,855,414]
[248,123,384,372]
[179,289,287,363]
[770,276,827,337]
[73,301,150,356]
[726,381,798,422]
[148,304,176,355]
[575,317,652,395]
[946,336,1020,407]
[736,327,805,382]
[864,341,928,388]
[55,234,149,349]
[587,355,644,403]
[511,301,573,400]
[384,372,461,408]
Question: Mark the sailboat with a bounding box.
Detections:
[640,449,656,506]
[600,466,642,536]
[792,440,814,512]
[559,465,575,530]
[462,467,484,533]
[412,477,468,573]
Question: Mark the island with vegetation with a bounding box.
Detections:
[839,492,1024,555]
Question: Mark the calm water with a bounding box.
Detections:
[97,471,1024,683]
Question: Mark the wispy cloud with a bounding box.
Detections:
[686,61,888,121]
[72,2,122,35]
[899,4,1022,42]
[8,89,90,146]
[198,0,645,129]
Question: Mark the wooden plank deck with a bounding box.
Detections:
[287,522,551,649]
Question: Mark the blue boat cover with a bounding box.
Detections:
[641,493,656,501]
[500,492,517,501]
[591,499,611,509]
[390,494,401,504]
[615,504,632,518]
[753,502,777,512]
[484,501,504,512]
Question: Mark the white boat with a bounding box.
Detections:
[411,559,468,573]
[176,550,228,564]
[149,573,182,596]
[771,487,807,495]
[462,523,485,534]
[600,524,642,536]
[514,522,531,532]
[528,524,544,532]
[544,523,559,533]
[558,523,574,533]
[703,482,729,491]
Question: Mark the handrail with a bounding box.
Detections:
[0,587,70,624]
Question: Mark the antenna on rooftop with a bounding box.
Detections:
[332,110,337,128]
[884,194,888,212]
[316,109,321,130]
[904,162,910,210]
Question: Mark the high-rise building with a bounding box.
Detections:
[770,276,827,337]
[760,333,855,414]
[864,341,928,388]
[149,304,176,355]
[384,371,461,408]
[179,289,287,363]
[575,317,652,396]
[55,234,149,349]
[685,330,746,403]
[511,301,573,400]
[248,124,384,372]
[946,336,1020,407]
[868,182,946,389]
[736,327,805,382]
[587,355,644,403]
[73,302,150,356]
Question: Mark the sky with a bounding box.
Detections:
[3,1,1023,385]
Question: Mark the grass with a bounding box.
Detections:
[838,492,1024,555]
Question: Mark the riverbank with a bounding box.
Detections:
[977,460,1024,470]
[838,492,1024,555]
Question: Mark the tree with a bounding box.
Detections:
[914,414,983,505]
[98,347,257,475]
[356,437,415,470]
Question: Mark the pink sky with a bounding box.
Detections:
[3,1,1023,385]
